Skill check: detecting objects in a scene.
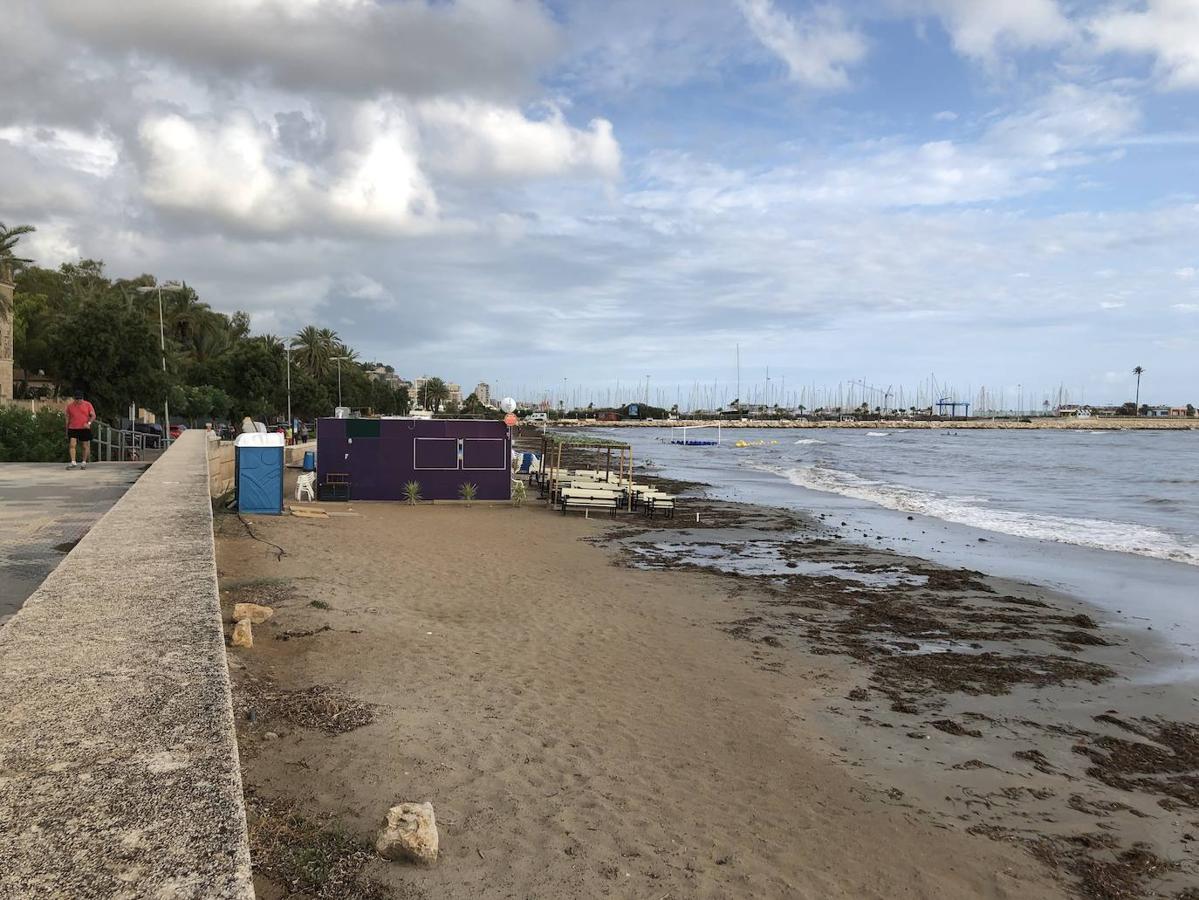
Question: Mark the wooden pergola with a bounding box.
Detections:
[538,432,634,512]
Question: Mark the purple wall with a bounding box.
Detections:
[316,418,511,501]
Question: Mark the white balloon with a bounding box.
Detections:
[500,397,517,413]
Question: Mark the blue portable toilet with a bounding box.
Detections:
[234,432,285,514]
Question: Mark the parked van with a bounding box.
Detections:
[526,412,549,424]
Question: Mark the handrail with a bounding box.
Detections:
[93,422,150,462]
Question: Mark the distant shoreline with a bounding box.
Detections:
[550,416,1195,430]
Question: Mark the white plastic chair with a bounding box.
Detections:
[295,471,317,502]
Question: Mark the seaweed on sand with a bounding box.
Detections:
[1074,715,1199,809]
[873,651,1113,707]
[235,676,377,735]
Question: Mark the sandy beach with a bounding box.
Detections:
[215,471,1197,898]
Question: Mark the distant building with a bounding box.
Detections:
[474,382,491,406]
[1145,406,1171,418]
[447,383,462,406]
[1056,404,1093,418]
[411,376,429,407]
[1169,406,1189,417]
[366,364,405,390]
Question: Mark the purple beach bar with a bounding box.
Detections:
[316,417,512,501]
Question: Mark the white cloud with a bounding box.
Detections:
[0,124,119,176]
[1173,303,1199,312]
[1177,266,1197,279]
[629,84,1138,213]
[736,0,867,90]
[1099,301,1125,309]
[895,0,1073,60]
[417,100,620,181]
[933,110,959,121]
[20,220,82,265]
[1090,0,1199,90]
[138,106,439,235]
[41,0,560,101]
[983,83,1140,160]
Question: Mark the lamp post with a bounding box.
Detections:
[331,356,349,411]
[285,342,293,435]
[135,281,185,447]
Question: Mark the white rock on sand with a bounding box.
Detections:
[376,802,438,865]
[231,619,253,648]
[232,602,273,624]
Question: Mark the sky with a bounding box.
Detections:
[2,0,1197,409]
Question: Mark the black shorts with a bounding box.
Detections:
[68,428,92,443]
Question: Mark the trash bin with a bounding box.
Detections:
[302,450,316,472]
[235,432,285,515]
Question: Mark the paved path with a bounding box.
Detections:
[0,463,144,624]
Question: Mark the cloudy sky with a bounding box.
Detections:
[3,0,1197,408]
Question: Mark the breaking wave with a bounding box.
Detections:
[768,463,1199,567]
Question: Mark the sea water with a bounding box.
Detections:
[588,427,1199,662]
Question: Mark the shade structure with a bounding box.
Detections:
[316,417,512,501]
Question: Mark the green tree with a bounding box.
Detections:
[50,295,167,419]
[422,377,449,412]
[0,221,35,261]
[0,221,35,320]
[293,325,335,378]
[220,337,285,420]
[1132,365,1144,415]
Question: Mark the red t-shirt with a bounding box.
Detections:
[66,400,96,430]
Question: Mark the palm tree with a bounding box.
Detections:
[423,377,449,412]
[1133,366,1145,416]
[0,222,35,315]
[292,325,335,378]
[0,221,35,265]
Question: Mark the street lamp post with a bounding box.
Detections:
[331,356,349,411]
[285,342,292,433]
[136,282,185,447]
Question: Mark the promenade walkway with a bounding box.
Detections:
[0,463,143,624]
[0,432,253,898]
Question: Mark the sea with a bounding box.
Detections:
[584,426,1199,666]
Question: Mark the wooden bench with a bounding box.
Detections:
[643,492,676,518]
[560,488,621,515]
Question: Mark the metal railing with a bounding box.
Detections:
[93,422,153,462]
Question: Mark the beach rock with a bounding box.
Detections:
[231,619,253,648]
[376,802,438,865]
[232,602,273,624]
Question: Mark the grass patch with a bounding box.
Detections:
[246,789,394,899]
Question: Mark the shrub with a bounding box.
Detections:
[0,407,67,462]
[458,482,477,506]
[511,480,527,507]
[403,481,422,505]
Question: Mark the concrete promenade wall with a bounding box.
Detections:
[0,430,253,898]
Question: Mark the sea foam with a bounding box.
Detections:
[771,464,1199,567]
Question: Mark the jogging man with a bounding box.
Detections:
[65,390,97,469]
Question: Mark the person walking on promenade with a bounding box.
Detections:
[65,390,97,470]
